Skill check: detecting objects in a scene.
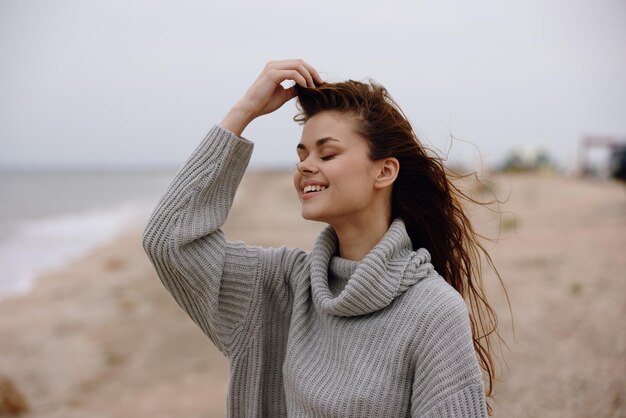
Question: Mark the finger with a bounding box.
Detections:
[299,61,323,86]
[296,63,315,89]
[286,60,319,87]
[283,85,297,101]
[270,69,308,89]
[267,59,320,87]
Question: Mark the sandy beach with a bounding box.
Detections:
[1,171,624,418]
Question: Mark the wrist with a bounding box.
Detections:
[220,103,255,137]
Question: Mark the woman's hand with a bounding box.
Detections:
[220,59,322,137]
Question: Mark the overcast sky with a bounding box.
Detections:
[1,0,625,171]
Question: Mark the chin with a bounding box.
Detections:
[301,208,328,223]
[301,211,319,222]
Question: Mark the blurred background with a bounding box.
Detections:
[1,1,625,417]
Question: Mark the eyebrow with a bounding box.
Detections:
[296,137,341,151]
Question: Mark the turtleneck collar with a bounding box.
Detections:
[310,218,437,317]
[328,257,358,297]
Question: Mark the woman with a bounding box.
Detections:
[143,59,501,417]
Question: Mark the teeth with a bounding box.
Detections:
[303,185,327,193]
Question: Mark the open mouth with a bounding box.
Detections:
[303,185,327,194]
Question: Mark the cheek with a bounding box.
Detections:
[331,165,375,199]
[293,171,301,194]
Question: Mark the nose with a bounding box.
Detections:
[296,157,319,174]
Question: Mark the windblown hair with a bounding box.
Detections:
[294,80,507,414]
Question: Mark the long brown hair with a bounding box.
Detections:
[294,80,507,414]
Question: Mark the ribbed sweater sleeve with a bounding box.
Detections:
[142,125,303,357]
[411,284,487,417]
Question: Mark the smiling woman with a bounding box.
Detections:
[142,59,503,417]
[293,111,398,254]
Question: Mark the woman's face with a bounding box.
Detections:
[293,111,384,225]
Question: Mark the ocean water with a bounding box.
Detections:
[0,169,177,300]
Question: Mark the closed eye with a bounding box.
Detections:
[320,155,335,161]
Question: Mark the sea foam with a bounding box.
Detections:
[0,202,151,301]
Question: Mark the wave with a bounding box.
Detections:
[0,202,152,301]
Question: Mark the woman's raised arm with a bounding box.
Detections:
[142,60,320,357]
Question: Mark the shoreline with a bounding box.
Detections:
[0,227,231,418]
[0,202,155,302]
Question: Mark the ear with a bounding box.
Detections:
[373,157,399,189]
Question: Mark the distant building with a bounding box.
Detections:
[608,145,626,181]
[578,136,626,181]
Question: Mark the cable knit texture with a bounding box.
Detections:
[142,125,487,417]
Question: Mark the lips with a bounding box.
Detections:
[300,181,328,201]
[303,184,327,194]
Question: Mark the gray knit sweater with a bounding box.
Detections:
[142,125,487,417]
